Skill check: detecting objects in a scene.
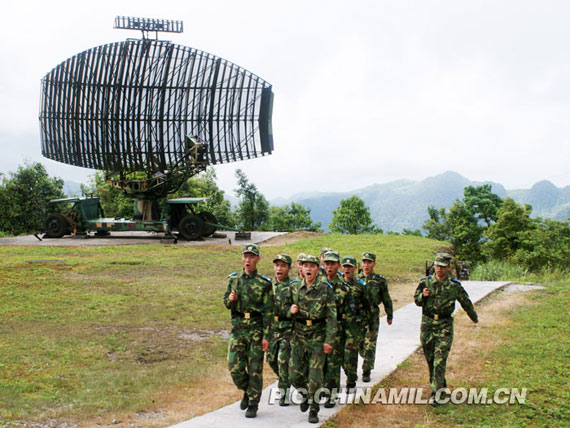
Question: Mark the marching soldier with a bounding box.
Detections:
[289,254,336,424]
[266,254,297,406]
[414,253,478,405]
[358,252,393,382]
[223,243,272,418]
[341,256,370,390]
[322,251,351,408]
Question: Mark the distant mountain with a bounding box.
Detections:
[270,172,569,232]
[63,180,83,197]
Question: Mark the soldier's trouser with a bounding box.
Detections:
[343,333,364,385]
[289,330,326,413]
[267,336,291,392]
[359,314,379,373]
[420,317,454,393]
[324,332,345,396]
[227,326,264,405]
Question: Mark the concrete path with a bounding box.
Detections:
[171,281,511,428]
[0,231,286,247]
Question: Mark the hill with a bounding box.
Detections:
[272,171,569,232]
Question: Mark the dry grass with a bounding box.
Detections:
[329,287,532,428]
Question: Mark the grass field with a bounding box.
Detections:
[0,234,443,426]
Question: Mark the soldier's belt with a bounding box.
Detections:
[232,311,263,320]
[294,318,325,326]
[273,316,291,322]
[423,312,452,321]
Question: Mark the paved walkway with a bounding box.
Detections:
[0,231,286,247]
[171,281,511,428]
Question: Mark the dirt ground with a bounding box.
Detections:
[261,231,323,246]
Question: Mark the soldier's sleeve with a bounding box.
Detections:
[414,279,426,307]
[262,279,274,341]
[380,278,394,319]
[324,286,337,346]
[455,280,478,322]
[223,274,237,309]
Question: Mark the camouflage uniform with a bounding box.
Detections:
[357,270,393,375]
[342,274,370,386]
[414,274,478,393]
[267,276,297,393]
[289,272,337,413]
[223,269,272,406]
[323,274,350,399]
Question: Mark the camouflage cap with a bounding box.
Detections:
[341,256,357,267]
[296,252,307,262]
[323,251,340,263]
[302,254,320,265]
[434,252,452,266]
[242,243,260,256]
[362,252,376,261]
[320,247,333,255]
[273,254,292,265]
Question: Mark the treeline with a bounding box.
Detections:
[0,163,322,235]
[423,184,570,272]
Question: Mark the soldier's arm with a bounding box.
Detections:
[324,286,337,346]
[414,280,426,306]
[262,280,274,341]
[456,282,478,323]
[223,275,237,309]
[380,278,394,320]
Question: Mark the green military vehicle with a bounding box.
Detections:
[43,196,221,241]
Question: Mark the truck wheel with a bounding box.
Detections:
[44,214,70,238]
[178,215,204,240]
[198,211,217,237]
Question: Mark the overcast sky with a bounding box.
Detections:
[1,0,569,199]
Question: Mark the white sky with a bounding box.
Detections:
[1,0,569,199]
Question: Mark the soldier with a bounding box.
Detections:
[322,251,351,408]
[266,254,297,406]
[223,243,272,418]
[357,252,393,382]
[341,256,370,390]
[289,254,336,424]
[318,248,333,278]
[414,253,478,405]
[296,253,306,280]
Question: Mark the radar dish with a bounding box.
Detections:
[39,38,274,175]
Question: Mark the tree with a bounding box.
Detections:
[402,228,422,236]
[234,169,269,231]
[463,184,503,227]
[329,196,380,234]
[266,202,322,232]
[81,171,133,218]
[447,200,485,263]
[0,162,65,235]
[482,198,534,261]
[423,206,451,240]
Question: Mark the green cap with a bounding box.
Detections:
[323,251,340,263]
[297,252,307,262]
[273,254,292,265]
[434,252,452,266]
[362,252,376,261]
[341,256,357,267]
[303,254,320,265]
[242,243,260,256]
[320,247,333,255]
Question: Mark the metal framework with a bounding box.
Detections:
[39,38,274,177]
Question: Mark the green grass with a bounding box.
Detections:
[471,260,569,282]
[0,234,442,423]
[433,279,570,427]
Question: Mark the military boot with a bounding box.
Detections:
[362,371,371,382]
[245,405,258,418]
[279,396,290,407]
[299,393,309,413]
[240,392,248,410]
[308,410,319,424]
